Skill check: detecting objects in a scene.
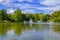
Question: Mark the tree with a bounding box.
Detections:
[0,10,2,20]
[7,14,12,21]
[52,11,60,19]
[0,9,8,20]
[43,14,50,22]
[38,13,45,21]
[50,10,60,22]
[13,9,23,22]
[33,14,39,22]
[24,13,30,21]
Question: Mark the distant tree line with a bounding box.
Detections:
[0,9,60,22]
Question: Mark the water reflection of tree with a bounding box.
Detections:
[23,24,30,30]
[53,25,60,32]
[0,23,31,36]
[12,23,23,35]
[0,23,12,36]
[0,23,52,36]
[32,24,50,31]
[12,23,30,36]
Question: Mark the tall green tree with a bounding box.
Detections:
[33,14,39,22]
[0,9,7,20]
[13,9,23,22]
[50,10,60,22]
[7,14,12,21]
[38,13,45,21]
[25,14,30,21]
[0,10,2,20]
[43,14,50,22]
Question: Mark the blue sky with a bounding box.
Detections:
[0,0,60,14]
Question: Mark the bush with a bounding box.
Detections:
[3,20,11,23]
[0,20,3,22]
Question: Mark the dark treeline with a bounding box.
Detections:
[0,9,60,22]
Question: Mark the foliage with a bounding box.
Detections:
[0,9,8,20]
[33,14,39,22]
[50,10,60,22]
[0,9,60,22]
[13,9,23,22]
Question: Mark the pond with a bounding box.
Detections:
[0,23,60,40]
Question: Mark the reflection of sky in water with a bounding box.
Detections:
[0,29,60,40]
[0,24,60,40]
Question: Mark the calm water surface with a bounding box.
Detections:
[0,23,60,40]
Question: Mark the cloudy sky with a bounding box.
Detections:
[0,0,60,14]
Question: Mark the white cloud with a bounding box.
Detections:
[41,0,60,6]
[0,0,13,6]
[4,0,35,14]
[18,0,33,2]
[0,0,3,2]
[12,2,36,9]
[11,2,60,14]
[37,5,60,11]
[12,0,60,14]
[22,9,36,14]
[7,9,15,14]
[14,0,33,2]
[12,2,37,14]
[9,9,15,13]
[0,0,60,14]
[36,5,60,14]
[38,0,60,14]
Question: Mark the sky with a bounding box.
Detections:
[0,0,60,14]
